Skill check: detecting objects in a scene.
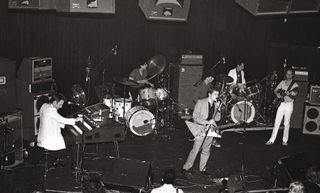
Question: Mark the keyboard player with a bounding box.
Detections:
[37,93,82,167]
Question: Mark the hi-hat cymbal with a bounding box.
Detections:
[147,55,166,80]
[113,77,139,87]
[214,74,234,83]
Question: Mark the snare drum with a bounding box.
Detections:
[139,88,156,100]
[230,100,255,123]
[125,106,155,136]
[114,98,132,118]
[155,88,168,100]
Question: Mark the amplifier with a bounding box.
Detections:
[309,85,320,105]
[18,57,52,83]
[181,54,203,65]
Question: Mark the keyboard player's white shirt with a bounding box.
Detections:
[37,103,76,151]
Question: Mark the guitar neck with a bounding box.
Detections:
[212,122,241,131]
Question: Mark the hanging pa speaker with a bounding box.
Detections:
[303,104,320,135]
[139,0,191,22]
[56,0,115,14]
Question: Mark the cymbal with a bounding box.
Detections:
[214,74,234,83]
[147,55,166,80]
[113,77,139,87]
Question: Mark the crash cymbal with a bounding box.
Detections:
[113,77,139,87]
[147,55,166,80]
[214,74,234,83]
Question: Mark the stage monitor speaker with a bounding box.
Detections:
[56,0,115,14]
[172,64,203,109]
[236,0,320,16]
[101,157,151,192]
[290,81,309,129]
[8,0,56,10]
[0,58,16,114]
[276,152,311,187]
[303,104,320,135]
[139,0,191,22]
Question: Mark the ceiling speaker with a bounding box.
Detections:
[56,0,115,14]
[139,0,191,22]
[8,0,56,10]
[235,0,320,16]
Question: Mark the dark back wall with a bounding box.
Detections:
[1,0,320,99]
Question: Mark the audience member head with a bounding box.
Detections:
[161,169,176,185]
[306,165,320,185]
[289,181,305,193]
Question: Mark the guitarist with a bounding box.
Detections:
[182,86,220,177]
[266,69,299,146]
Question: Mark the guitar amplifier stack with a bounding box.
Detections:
[16,57,55,141]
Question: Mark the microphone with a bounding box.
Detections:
[86,56,92,82]
[112,45,117,55]
[222,56,226,64]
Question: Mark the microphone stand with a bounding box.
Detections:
[89,46,116,103]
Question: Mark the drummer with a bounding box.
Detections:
[228,59,246,85]
[129,60,154,100]
[227,60,247,97]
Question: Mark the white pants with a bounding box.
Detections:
[183,136,213,171]
[268,102,293,143]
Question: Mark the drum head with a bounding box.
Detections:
[231,100,255,123]
[126,106,155,136]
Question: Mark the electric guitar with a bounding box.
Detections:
[185,121,244,140]
[272,87,299,107]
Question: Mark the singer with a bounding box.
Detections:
[182,86,220,177]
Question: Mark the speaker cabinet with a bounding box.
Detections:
[56,0,115,14]
[8,0,56,10]
[0,58,16,114]
[101,157,151,192]
[16,80,52,140]
[236,0,320,16]
[139,0,191,22]
[303,104,320,135]
[172,64,203,109]
[276,152,311,187]
[291,81,309,129]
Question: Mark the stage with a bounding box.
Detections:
[1,118,320,193]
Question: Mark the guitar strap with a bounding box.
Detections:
[286,80,295,92]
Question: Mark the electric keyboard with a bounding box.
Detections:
[69,113,100,136]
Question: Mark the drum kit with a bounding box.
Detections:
[210,74,265,125]
[102,55,171,137]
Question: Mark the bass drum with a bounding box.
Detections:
[230,100,255,123]
[125,106,156,136]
